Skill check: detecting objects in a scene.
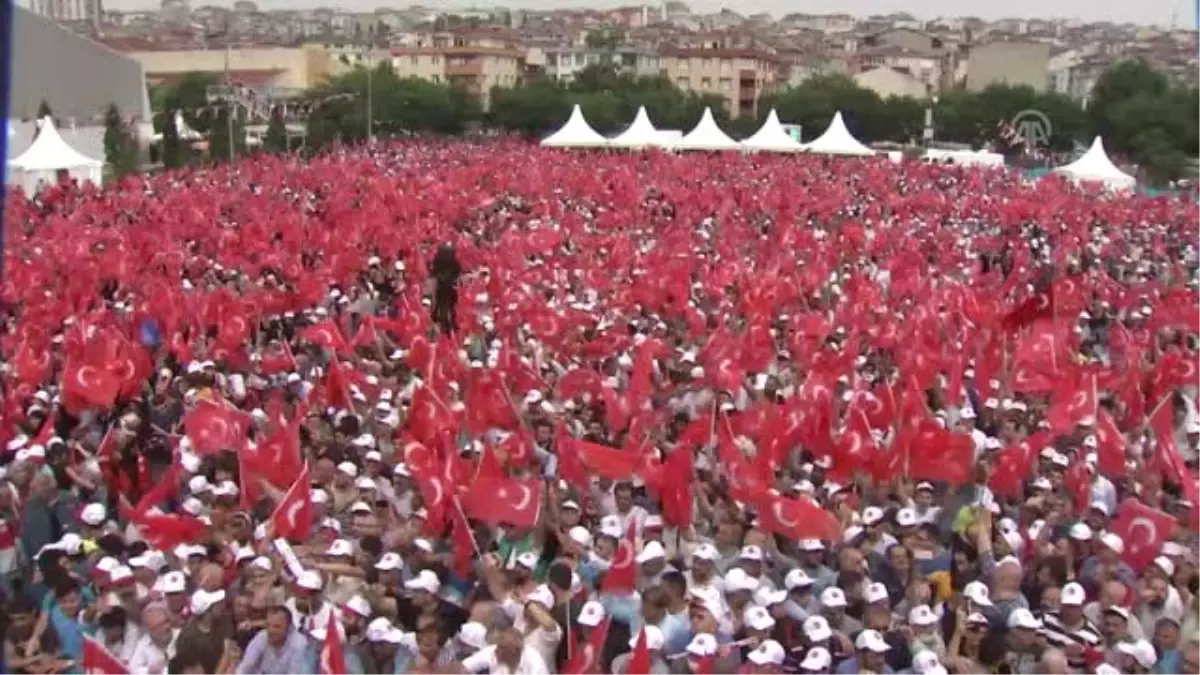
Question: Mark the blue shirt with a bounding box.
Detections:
[237,628,312,674]
[1156,649,1182,674]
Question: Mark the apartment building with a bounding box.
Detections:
[856,45,940,92]
[390,30,524,110]
[963,40,1052,92]
[28,0,102,25]
[659,47,778,118]
[125,45,333,90]
[541,46,660,82]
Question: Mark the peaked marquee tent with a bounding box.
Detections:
[540,104,609,148]
[740,109,803,152]
[1052,136,1136,190]
[7,116,102,193]
[609,106,664,149]
[673,107,739,151]
[802,111,876,156]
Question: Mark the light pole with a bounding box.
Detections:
[224,39,235,161]
[363,43,374,143]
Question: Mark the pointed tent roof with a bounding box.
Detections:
[609,106,663,149]
[802,111,875,156]
[540,104,609,148]
[8,116,102,171]
[740,109,803,152]
[673,107,739,151]
[1052,136,1136,190]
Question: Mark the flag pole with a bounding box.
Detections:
[0,0,13,284]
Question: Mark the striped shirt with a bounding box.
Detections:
[1040,611,1101,668]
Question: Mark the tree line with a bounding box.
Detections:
[122,57,1196,184]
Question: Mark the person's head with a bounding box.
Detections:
[97,604,127,642]
[265,606,292,647]
[854,629,890,672]
[641,586,668,624]
[415,615,442,661]
[1006,608,1042,650]
[613,482,634,512]
[1040,585,1061,613]
[1038,648,1070,674]
[1101,607,1131,643]
[4,594,38,641]
[1153,617,1181,652]
[1099,580,1128,610]
[53,578,84,618]
[1060,582,1085,624]
[143,604,174,646]
[494,628,524,668]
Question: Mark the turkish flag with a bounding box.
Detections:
[756,492,841,542]
[1001,286,1054,331]
[659,448,694,528]
[270,465,313,543]
[562,618,610,675]
[1046,374,1098,433]
[83,634,128,674]
[1095,410,1128,479]
[61,360,121,413]
[908,422,976,485]
[183,399,251,454]
[131,513,208,557]
[414,472,449,535]
[448,498,477,578]
[570,438,642,481]
[459,475,541,528]
[626,627,652,674]
[318,617,348,675]
[1109,499,1174,572]
[600,522,638,594]
[299,320,349,354]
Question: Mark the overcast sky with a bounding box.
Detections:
[98,0,1195,29]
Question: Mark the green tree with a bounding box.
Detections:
[1088,59,1169,141]
[264,106,288,153]
[584,27,626,50]
[207,104,245,162]
[161,107,184,169]
[158,72,220,132]
[102,103,139,178]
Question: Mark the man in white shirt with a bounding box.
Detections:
[461,628,550,675]
[127,604,179,675]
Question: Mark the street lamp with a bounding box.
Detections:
[923,93,939,146]
[362,43,374,143]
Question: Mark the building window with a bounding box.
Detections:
[676,77,690,88]
[410,56,418,65]
[721,60,731,74]
[701,76,712,88]
[702,58,712,69]
[720,77,732,91]
[432,74,440,83]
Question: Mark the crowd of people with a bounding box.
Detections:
[0,142,1197,675]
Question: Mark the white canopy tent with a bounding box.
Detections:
[7,116,103,193]
[673,107,739,152]
[609,106,665,149]
[540,104,610,148]
[1052,137,1136,190]
[802,111,876,156]
[740,109,804,152]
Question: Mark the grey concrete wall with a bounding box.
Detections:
[11,7,151,123]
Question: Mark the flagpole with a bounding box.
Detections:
[0,0,12,284]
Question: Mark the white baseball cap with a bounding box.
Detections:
[723,568,759,593]
[855,629,891,653]
[800,646,832,671]
[744,605,776,631]
[325,539,354,557]
[1007,608,1042,630]
[190,589,225,615]
[908,604,938,626]
[636,541,666,564]
[375,552,402,571]
[739,544,765,561]
[963,580,993,607]
[803,615,832,642]
[748,639,785,665]
[785,568,815,590]
[344,595,372,618]
[80,503,107,526]
[296,570,323,591]
[685,633,718,657]
[1117,639,1158,668]
[456,622,488,650]
[366,617,406,644]
[157,571,186,594]
[1100,532,1124,554]
[404,569,440,594]
[577,600,606,628]
[913,649,948,675]
[864,582,889,605]
[820,586,847,608]
[1061,582,1086,606]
